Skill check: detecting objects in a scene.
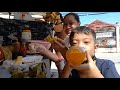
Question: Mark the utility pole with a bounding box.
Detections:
[8,12,11,19]
[116,24,120,53]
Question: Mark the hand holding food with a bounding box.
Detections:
[44,35,58,43]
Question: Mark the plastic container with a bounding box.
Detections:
[66,46,86,66]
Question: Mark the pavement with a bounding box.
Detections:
[50,53,120,77]
[95,53,120,63]
[95,53,120,75]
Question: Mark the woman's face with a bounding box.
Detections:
[63,15,80,36]
[54,23,63,32]
[70,33,96,58]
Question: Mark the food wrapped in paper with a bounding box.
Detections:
[22,55,43,65]
[2,55,43,73]
[1,55,50,78]
[28,40,51,54]
[29,40,51,49]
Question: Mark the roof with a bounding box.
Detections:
[85,20,116,30]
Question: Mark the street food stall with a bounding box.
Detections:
[0,12,61,78]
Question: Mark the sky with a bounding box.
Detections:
[60,12,120,26]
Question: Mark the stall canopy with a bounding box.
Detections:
[0,12,47,20]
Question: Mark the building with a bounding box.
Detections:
[86,20,120,53]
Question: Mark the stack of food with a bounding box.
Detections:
[2,55,47,78]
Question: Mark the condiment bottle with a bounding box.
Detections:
[66,46,86,66]
[19,42,27,57]
[21,25,31,43]
[12,39,20,60]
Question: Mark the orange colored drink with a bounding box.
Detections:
[66,46,86,66]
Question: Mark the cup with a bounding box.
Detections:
[66,46,86,66]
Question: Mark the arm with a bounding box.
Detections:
[40,48,61,63]
[29,43,61,63]
[60,62,73,78]
[52,37,68,60]
[54,51,65,77]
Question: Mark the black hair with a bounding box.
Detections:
[69,26,96,43]
[59,13,63,22]
[64,13,80,23]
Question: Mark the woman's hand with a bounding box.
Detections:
[52,37,68,60]
[52,37,66,51]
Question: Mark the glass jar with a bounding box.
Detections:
[21,29,31,43]
[66,46,86,66]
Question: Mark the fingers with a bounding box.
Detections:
[53,37,66,49]
[74,63,89,71]
[54,37,65,46]
[53,40,65,49]
[86,51,93,63]
[73,51,94,71]
[51,43,60,52]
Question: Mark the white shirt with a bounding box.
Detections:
[64,36,70,48]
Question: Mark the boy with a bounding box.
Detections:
[60,26,120,78]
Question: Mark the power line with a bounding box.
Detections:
[61,12,112,17]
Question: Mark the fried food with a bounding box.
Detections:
[44,35,58,43]
[11,70,24,78]
[15,56,23,64]
[2,46,12,60]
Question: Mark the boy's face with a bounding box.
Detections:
[63,15,80,36]
[70,33,97,58]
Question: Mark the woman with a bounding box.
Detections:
[52,12,81,77]
[63,12,81,36]
[52,13,81,59]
